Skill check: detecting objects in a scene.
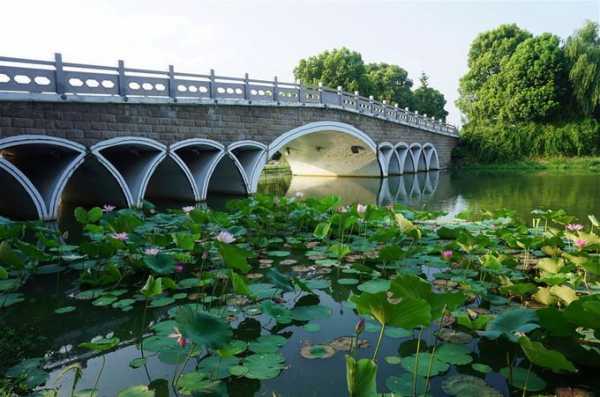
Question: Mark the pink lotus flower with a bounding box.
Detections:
[216,230,236,244]
[175,263,185,273]
[144,247,160,256]
[566,224,584,232]
[168,327,187,348]
[111,232,128,241]
[575,239,587,250]
[295,192,304,199]
[102,204,116,213]
[182,206,195,214]
[441,250,453,260]
[356,204,368,215]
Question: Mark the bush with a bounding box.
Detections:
[455,118,600,163]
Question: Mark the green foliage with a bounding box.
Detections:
[456,21,600,163]
[293,48,448,119]
[365,63,414,109]
[293,47,371,94]
[565,20,600,116]
[413,73,448,120]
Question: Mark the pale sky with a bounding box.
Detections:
[1,0,598,125]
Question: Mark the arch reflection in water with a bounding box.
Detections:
[281,171,442,208]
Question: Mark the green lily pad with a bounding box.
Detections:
[242,353,286,380]
[79,336,120,352]
[500,366,546,391]
[304,323,321,332]
[472,363,492,373]
[384,356,402,365]
[401,352,449,376]
[357,279,391,293]
[175,306,232,349]
[197,356,239,379]
[436,343,473,365]
[249,335,287,354]
[300,344,336,359]
[149,296,175,308]
[92,295,117,306]
[6,358,48,388]
[386,372,428,396]
[229,365,248,376]
[268,250,291,257]
[441,374,502,397]
[176,371,221,395]
[292,304,332,321]
[338,278,359,285]
[117,385,154,397]
[480,308,539,342]
[54,306,76,314]
[0,292,24,307]
[129,357,147,369]
[385,326,412,338]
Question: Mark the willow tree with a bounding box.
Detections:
[565,20,600,117]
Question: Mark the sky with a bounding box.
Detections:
[1,0,598,125]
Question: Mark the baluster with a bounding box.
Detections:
[209,69,216,99]
[168,65,176,100]
[118,60,127,98]
[244,73,249,101]
[54,53,65,97]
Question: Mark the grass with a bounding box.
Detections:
[456,156,600,173]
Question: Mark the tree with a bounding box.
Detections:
[496,33,568,122]
[365,63,414,109]
[293,47,371,94]
[413,73,448,120]
[457,24,532,121]
[565,20,600,117]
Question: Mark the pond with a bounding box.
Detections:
[1,171,599,397]
[258,170,600,224]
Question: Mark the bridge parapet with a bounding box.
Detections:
[0,54,458,137]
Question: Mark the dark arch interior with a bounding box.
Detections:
[145,156,195,205]
[388,151,401,175]
[0,166,40,220]
[3,144,80,206]
[404,152,416,173]
[207,155,247,197]
[60,156,128,211]
[100,145,163,202]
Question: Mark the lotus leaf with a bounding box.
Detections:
[441,374,502,397]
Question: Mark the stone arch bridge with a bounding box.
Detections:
[0,54,458,220]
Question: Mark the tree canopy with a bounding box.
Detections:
[413,73,448,120]
[293,47,448,120]
[293,48,371,94]
[565,21,600,117]
[455,21,600,163]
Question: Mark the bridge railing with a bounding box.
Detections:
[0,53,458,136]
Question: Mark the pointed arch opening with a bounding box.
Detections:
[91,137,166,207]
[422,143,440,170]
[0,135,85,220]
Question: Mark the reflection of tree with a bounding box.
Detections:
[449,172,600,222]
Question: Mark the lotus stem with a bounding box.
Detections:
[412,327,424,397]
[372,324,386,361]
[522,362,533,397]
[92,355,106,397]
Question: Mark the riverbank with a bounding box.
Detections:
[454,156,600,172]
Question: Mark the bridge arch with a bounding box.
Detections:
[155,139,227,202]
[91,137,166,207]
[254,121,383,189]
[228,141,268,194]
[0,135,86,220]
[422,143,440,170]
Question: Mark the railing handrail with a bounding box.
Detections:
[0,53,458,136]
